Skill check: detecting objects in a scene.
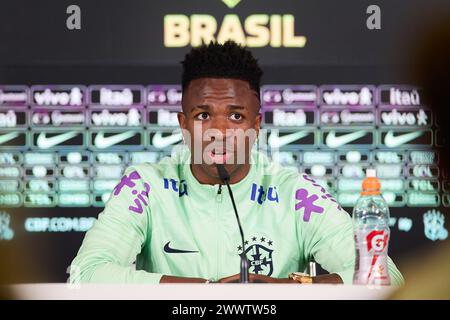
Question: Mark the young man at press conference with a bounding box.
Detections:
[70,41,404,285]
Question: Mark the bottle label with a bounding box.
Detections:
[354,229,391,285]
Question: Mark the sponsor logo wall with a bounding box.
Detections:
[0,84,448,242]
[261,84,444,210]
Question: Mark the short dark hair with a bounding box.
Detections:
[181,41,263,97]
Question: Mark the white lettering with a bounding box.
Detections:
[51,110,85,126]
[273,109,306,126]
[91,108,141,126]
[389,88,420,106]
[323,87,372,106]
[381,109,428,126]
[282,89,316,104]
[340,110,374,124]
[99,88,133,106]
[34,88,83,106]
[0,110,17,127]
[0,91,27,104]
[157,109,179,126]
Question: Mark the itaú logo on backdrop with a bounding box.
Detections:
[164,1,306,48]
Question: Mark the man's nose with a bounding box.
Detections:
[209,115,231,138]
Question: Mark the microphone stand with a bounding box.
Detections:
[216,164,249,283]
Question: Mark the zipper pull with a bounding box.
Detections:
[216,184,223,202]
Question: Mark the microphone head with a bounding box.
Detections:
[215,163,230,182]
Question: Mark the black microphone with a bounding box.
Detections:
[215,163,249,283]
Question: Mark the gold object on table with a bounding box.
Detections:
[289,272,313,284]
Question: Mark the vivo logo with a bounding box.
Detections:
[34,88,83,106]
[381,109,428,126]
[322,87,373,106]
[91,109,141,126]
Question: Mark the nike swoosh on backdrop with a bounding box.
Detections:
[0,132,19,145]
[325,130,367,148]
[268,130,309,148]
[36,131,78,149]
[163,241,199,254]
[384,130,424,148]
[94,131,136,149]
[152,131,183,149]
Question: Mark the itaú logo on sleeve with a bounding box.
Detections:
[164,14,306,48]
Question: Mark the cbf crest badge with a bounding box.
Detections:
[237,235,274,276]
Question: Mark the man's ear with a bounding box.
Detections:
[255,112,262,136]
[178,111,186,130]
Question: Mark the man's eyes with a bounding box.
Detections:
[230,113,243,121]
[195,112,210,120]
[194,112,244,121]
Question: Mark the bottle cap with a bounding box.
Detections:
[366,168,376,178]
[362,168,381,195]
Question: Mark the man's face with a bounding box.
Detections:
[178,78,262,183]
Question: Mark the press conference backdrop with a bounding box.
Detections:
[0,84,448,281]
[1,0,450,282]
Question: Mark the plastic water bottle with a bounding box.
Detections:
[353,168,391,285]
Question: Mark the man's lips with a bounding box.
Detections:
[208,150,232,164]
